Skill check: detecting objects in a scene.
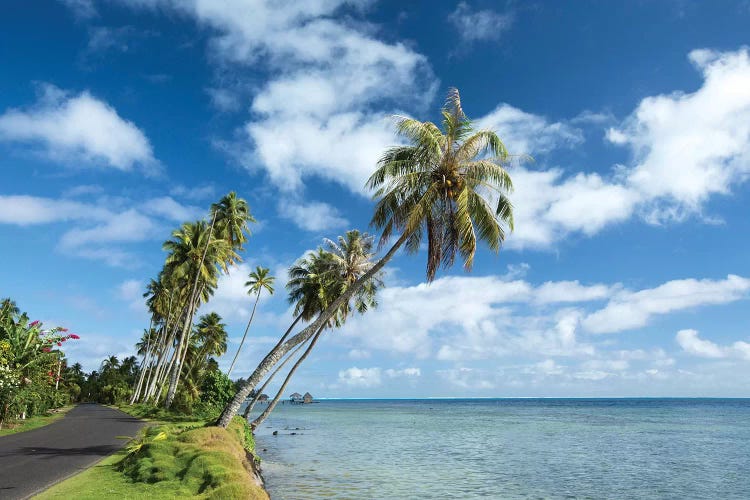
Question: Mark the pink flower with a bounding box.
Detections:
[29,320,40,328]
[57,342,62,346]
[42,347,51,352]
[69,334,80,340]
[59,327,68,332]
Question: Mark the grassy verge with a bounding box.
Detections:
[36,405,267,500]
[0,406,73,437]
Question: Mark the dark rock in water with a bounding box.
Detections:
[295,427,301,430]
[262,448,267,451]
[272,430,278,436]
[290,432,297,435]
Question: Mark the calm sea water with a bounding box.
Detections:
[242,399,750,499]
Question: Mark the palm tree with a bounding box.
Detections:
[193,312,228,370]
[217,88,515,427]
[162,220,235,408]
[246,232,383,426]
[227,267,275,376]
[212,192,255,261]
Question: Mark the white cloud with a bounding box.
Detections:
[141,196,203,222]
[583,275,750,334]
[337,367,382,388]
[0,84,156,172]
[495,48,750,248]
[612,47,750,221]
[117,279,142,301]
[384,367,421,378]
[110,0,434,199]
[59,209,157,249]
[534,280,613,304]
[277,199,349,232]
[0,194,199,266]
[117,279,146,311]
[476,104,583,156]
[447,2,514,43]
[0,195,110,225]
[339,275,609,360]
[676,329,750,360]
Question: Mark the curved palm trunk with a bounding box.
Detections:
[216,231,409,428]
[242,321,308,419]
[130,317,154,404]
[251,326,324,430]
[227,289,262,376]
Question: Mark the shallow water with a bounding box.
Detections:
[243,399,750,499]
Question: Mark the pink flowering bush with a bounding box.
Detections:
[0,298,79,427]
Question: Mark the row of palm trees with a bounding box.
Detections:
[129,193,254,407]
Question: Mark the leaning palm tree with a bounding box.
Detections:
[247,233,382,428]
[217,87,515,427]
[242,240,380,419]
[227,267,275,376]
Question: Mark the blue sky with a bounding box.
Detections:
[2,0,750,397]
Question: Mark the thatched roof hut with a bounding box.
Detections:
[258,393,269,402]
[303,392,313,404]
[290,392,303,403]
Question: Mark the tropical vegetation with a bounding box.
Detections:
[0,298,80,429]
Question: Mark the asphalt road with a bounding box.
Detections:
[0,404,144,500]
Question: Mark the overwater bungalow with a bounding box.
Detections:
[290,392,303,404]
[258,393,269,403]
[303,392,314,404]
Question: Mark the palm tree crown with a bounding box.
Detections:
[367,87,515,281]
[245,266,275,297]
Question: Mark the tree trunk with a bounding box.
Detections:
[130,317,154,404]
[242,313,304,420]
[215,231,409,428]
[243,325,309,419]
[227,289,262,376]
[164,290,199,408]
[251,326,323,429]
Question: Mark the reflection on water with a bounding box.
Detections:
[242,399,750,499]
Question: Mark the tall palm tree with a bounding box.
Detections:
[163,220,235,408]
[212,192,255,261]
[227,266,275,376]
[218,88,515,427]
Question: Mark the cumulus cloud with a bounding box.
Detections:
[337,367,382,388]
[475,104,583,156]
[338,275,610,360]
[277,199,349,232]
[583,275,750,334]
[108,0,434,201]
[447,2,514,43]
[494,48,750,248]
[0,84,156,172]
[610,47,750,221]
[676,329,750,360]
[0,194,198,266]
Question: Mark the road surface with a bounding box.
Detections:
[0,404,144,499]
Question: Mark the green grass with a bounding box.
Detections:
[0,406,73,437]
[35,405,268,500]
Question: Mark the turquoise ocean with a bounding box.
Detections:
[243,398,750,499]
